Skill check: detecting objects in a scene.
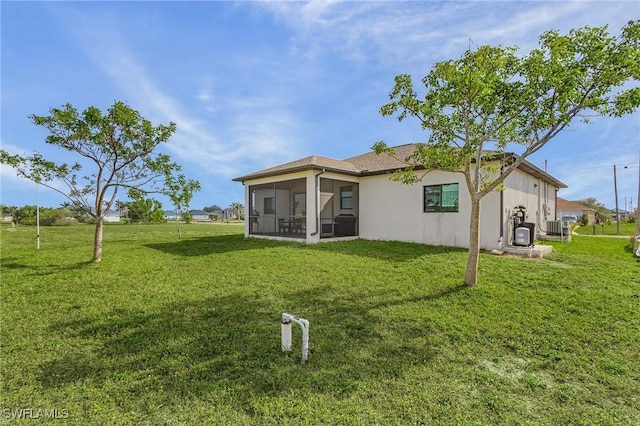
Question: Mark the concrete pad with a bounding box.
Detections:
[501,244,553,258]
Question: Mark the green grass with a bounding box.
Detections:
[574,221,637,236]
[1,223,639,425]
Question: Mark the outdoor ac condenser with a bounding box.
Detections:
[514,227,531,246]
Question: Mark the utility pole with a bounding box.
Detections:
[613,165,620,235]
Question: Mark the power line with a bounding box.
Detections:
[556,162,638,173]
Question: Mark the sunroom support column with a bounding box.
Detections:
[306,170,322,243]
[243,184,250,237]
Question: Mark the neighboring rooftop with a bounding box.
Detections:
[557,197,595,212]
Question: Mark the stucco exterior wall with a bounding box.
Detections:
[358,171,502,250]
[502,169,556,240]
[240,166,560,249]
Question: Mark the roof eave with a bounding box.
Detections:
[233,165,361,183]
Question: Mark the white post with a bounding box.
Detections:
[281,313,310,363]
[34,152,42,250]
[36,180,40,250]
[281,317,292,351]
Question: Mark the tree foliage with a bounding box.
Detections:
[0,101,200,262]
[230,202,244,220]
[127,189,166,224]
[375,21,639,286]
[577,197,611,224]
[165,174,200,237]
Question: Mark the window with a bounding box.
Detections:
[264,197,275,214]
[424,183,459,212]
[340,186,353,209]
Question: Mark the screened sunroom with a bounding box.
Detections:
[246,175,359,241]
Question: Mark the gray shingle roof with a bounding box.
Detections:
[344,143,424,173]
[233,143,566,188]
[232,155,360,181]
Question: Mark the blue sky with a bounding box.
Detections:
[1,1,639,212]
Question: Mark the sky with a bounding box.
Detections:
[1,0,639,212]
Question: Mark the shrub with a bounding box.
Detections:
[580,214,589,226]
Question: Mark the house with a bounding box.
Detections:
[103,210,121,223]
[556,198,597,224]
[164,210,180,221]
[1,212,13,223]
[232,143,567,251]
[189,210,211,222]
[609,208,629,221]
[209,209,224,221]
[223,206,245,221]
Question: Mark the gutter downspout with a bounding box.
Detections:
[310,169,326,236]
[499,187,504,248]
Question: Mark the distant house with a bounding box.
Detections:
[609,208,629,221]
[164,210,180,221]
[103,210,121,223]
[556,198,597,224]
[1,212,13,223]
[223,207,244,221]
[189,210,211,222]
[233,143,567,250]
[210,209,224,221]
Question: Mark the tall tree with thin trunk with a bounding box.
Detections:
[374,21,639,286]
[166,174,201,238]
[0,101,200,262]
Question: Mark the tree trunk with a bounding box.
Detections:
[176,217,182,238]
[464,196,481,286]
[92,219,104,262]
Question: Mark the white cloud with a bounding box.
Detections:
[254,1,634,69]
[60,9,302,180]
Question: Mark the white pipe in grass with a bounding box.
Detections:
[281,313,310,363]
[281,319,292,351]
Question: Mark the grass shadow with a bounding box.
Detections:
[0,259,93,275]
[145,232,467,264]
[39,284,466,412]
[144,234,290,256]
[306,239,467,262]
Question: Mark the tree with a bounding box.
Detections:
[374,21,639,286]
[114,200,129,220]
[165,174,200,237]
[127,189,165,224]
[203,205,222,212]
[0,101,200,262]
[230,202,244,220]
[577,197,611,224]
[14,205,37,225]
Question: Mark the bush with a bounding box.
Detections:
[580,214,589,226]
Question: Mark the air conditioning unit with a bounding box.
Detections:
[547,220,562,235]
[514,227,531,246]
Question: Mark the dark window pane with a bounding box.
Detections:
[341,186,353,210]
[424,184,458,212]
[264,197,275,214]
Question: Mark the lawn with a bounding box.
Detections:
[1,223,638,425]
[573,221,637,236]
